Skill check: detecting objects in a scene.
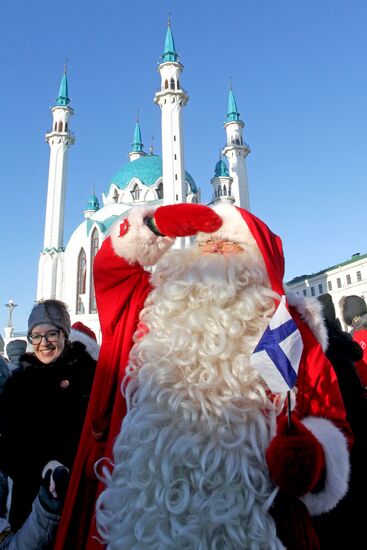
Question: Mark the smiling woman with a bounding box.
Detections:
[28,326,66,364]
[0,300,98,545]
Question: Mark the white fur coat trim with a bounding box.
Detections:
[286,293,328,352]
[69,329,100,361]
[109,206,174,267]
[300,416,350,516]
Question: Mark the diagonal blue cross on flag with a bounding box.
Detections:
[250,296,304,393]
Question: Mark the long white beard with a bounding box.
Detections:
[97,248,285,549]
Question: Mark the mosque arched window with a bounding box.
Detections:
[164,79,169,89]
[112,189,119,203]
[170,78,175,90]
[54,122,57,131]
[218,186,222,196]
[131,184,140,201]
[177,79,180,89]
[223,184,227,196]
[58,121,63,132]
[89,229,99,314]
[157,182,163,199]
[76,248,86,314]
[65,122,68,132]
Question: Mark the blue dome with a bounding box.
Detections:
[107,155,197,194]
[214,159,229,177]
[86,192,100,211]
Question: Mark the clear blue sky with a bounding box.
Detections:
[1,0,366,334]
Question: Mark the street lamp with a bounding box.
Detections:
[4,299,17,328]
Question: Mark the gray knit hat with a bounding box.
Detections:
[27,300,71,338]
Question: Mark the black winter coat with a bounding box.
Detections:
[0,340,96,530]
[313,322,367,549]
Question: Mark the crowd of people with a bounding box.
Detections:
[0,201,366,549]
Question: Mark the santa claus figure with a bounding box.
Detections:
[62,203,351,549]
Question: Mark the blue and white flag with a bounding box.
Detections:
[250,296,303,393]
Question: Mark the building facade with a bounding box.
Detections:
[286,253,367,329]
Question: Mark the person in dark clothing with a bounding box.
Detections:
[5,340,27,373]
[341,294,367,391]
[0,300,98,534]
[314,293,367,549]
[0,359,10,396]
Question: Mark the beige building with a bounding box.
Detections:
[286,252,367,329]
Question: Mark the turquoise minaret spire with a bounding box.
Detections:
[56,64,70,106]
[162,17,178,62]
[129,115,146,161]
[226,88,241,123]
[131,120,144,152]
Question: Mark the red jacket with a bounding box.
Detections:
[351,329,367,388]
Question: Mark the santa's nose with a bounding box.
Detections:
[212,242,223,253]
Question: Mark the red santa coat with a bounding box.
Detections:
[55,204,351,548]
[351,329,367,389]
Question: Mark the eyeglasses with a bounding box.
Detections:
[198,240,245,252]
[28,330,60,345]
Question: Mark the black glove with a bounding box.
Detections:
[38,465,69,515]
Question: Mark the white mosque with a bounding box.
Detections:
[36,23,251,340]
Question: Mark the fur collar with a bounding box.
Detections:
[286,293,328,352]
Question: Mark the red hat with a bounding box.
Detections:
[71,322,97,342]
[198,203,285,297]
[236,207,285,297]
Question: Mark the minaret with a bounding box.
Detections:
[211,155,234,204]
[154,19,188,205]
[37,66,75,300]
[222,86,250,210]
[128,116,146,162]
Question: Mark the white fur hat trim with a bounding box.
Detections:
[197,203,257,248]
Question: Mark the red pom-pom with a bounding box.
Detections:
[154,204,222,238]
[266,416,325,497]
